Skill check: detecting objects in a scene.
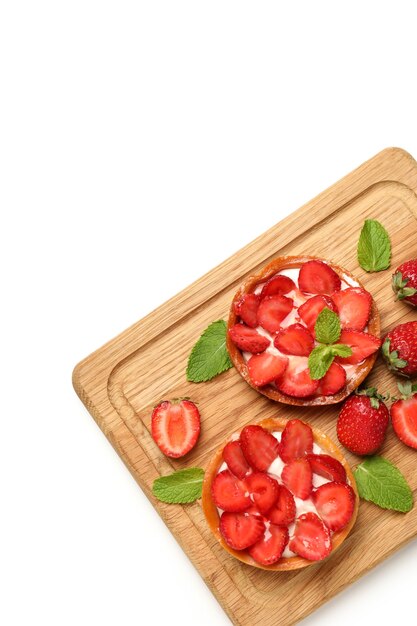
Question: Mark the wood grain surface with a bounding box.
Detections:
[73,148,417,625]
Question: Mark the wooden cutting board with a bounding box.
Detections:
[73,147,417,625]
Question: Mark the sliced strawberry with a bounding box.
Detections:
[151,399,200,458]
[211,469,250,512]
[233,293,261,328]
[318,362,346,396]
[245,472,279,515]
[289,512,332,561]
[276,358,320,398]
[280,419,314,463]
[248,524,289,565]
[220,512,265,550]
[298,295,338,335]
[282,458,312,500]
[273,324,314,357]
[298,260,341,295]
[240,425,280,471]
[229,324,270,354]
[306,454,347,483]
[336,329,381,365]
[247,352,288,387]
[223,440,250,479]
[268,485,296,526]
[260,275,295,298]
[257,295,293,333]
[312,482,356,531]
[391,394,417,449]
[331,287,372,331]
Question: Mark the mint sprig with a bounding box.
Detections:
[308,308,352,380]
[357,219,391,272]
[187,320,233,382]
[354,456,413,513]
[152,467,205,503]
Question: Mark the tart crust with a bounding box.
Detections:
[226,255,381,406]
[202,417,359,571]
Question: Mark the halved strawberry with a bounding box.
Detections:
[229,324,270,354]
[312,482,356,531]
[318,362,346,396]
[298,260,341,295]
[268,485,296,526]
[245,472,279,515]
[240,425,280,471]
[233,293,261,328]
[282,458,312,500]
[257,295,293,333]
[336,329,381,365]
[219,512,265,550]
[391,392,417,450]
[248,524,289,565]
[280,419,314,463]
[260,275,295,298]
[151,399,200,458]
[223,440,251,479]
[289,512,332,561]
[331,287,372,331]
[306,453,347,483]
[276,358,320,398]
[247,352,288,387]
[298,295,338,335]
[211,469,250,512]
[273,324,314,357]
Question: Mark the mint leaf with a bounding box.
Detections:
[187,320,233,382]
[315,308,341,344]
[152,468,204,503]
[354,456,413,512]
[357,219,391,272]
[330,343,353,358]
[308,345,334,380]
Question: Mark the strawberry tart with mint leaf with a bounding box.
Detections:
[227,256,381,406]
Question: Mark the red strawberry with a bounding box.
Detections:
[229,324,270,354]
[273,324,314,357]
[245,473,279,515]
[223,440,250,479]
[298,260,341,295]
[312,482,356,532]
[233,293,261,328]
[211,470,250,512]
[318,362,346,396]
[382,321,417,377]
[220,512,265,550]
[247,352,288,387]
[282,458,312,500]
[280,419,314,463]
[257,295,293,333]
[336,389,389,455]
[260,274,295,298]
[390,381,417,449]
[248,524,289,565]
[392,260,417,306]
[268,485,296,526]
[336,329,381,365]
[306,454,347,483]
[298,295,338,334]
[240,425,280,471]
[331,287,372,331]
[151,399,200,458]
[289,512,332,561]
[276,358,320,398]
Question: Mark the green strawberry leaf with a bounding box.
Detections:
[187,320,233,382]
[314,308,341,344]
[152,468,205,504]
[354,456,413,512]
[357,219,391,272]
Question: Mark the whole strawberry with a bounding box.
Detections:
[392,260,417,306]
[337,388,389,455]
[382,321,417,377]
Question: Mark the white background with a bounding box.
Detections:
[1,2,416,624]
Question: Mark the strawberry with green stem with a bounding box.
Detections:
[382,321,417,377]
[336,388,389,456]
[392,260,417,306]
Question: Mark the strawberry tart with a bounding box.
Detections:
[227,256,381,406]
[202,417,359,570]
